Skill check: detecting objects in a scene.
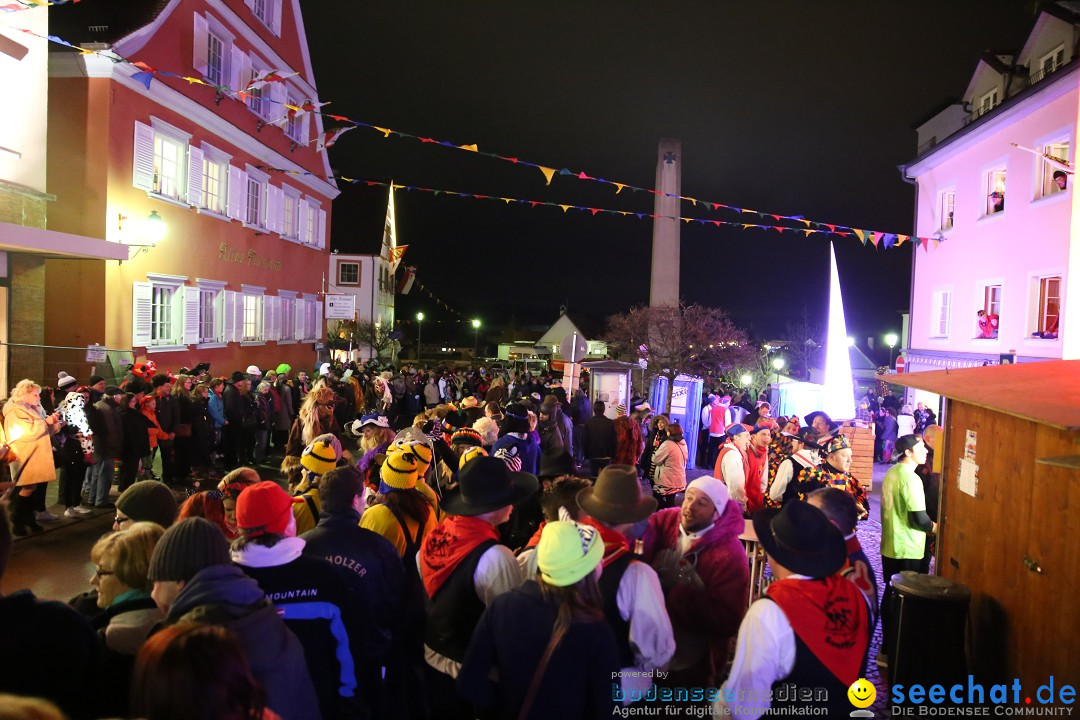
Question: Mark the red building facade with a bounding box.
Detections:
[46,0,337,381]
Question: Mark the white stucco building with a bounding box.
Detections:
[327,185,397,361]
[900,3,1080,384]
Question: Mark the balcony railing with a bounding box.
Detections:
[964,100,1001,126]
[916,136,938,156]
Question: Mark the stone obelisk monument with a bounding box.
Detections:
[649,139,681,308]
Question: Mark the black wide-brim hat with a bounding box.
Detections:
[499,404,531,435]
[441,456,538,516]
[752,502,847,578]
[538,447,577,479]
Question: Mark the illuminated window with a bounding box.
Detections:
[1039,141,1070,198]
[939,189,955,230]
[151,286,174,344]
[986,168,1006,215]
[1038,276,1061,335]
[152,134,184,200]
[242,293,264,342]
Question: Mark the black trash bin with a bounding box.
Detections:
[889,571,971,704]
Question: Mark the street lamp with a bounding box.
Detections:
[884,332,899,367]
[771,356,785,385]
[416,312,424,363]
[740,373,753,387]
[471,318,481,358]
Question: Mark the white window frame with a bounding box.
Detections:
[285,90,306,143]
[985,166,1006,216]
[299,292,321,342]
[241,285,266,345]
[974,280,1003,341]
[1040,45,1066,75]
[338,261,360,285]
[247,0,282,35]
[195,279,228,349]
[301,196,326,249]
[281,185,300,241]
[206,29,225,87]
[1030,274,1062,337]
[979,88,999,115]
[931,287,952,338]
[1037,138,1070,199]
[149,118,191,203]
[244,165,269,230]
[278,290,297,344]
[939,188,956,231]
[195,143,232,219]
[133,274,188,352]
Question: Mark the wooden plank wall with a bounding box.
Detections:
[840,424,875,490]
[938,400,1078,687]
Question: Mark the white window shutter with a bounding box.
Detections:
[229,46,247,93]
[234,294,246,342]
[314,298,323,343]
[263,295,279,341]
[222,291,236,342]
[298,199,311,243]
[182,286,200,345]
[300,113,310,145]
[269,82,286,124]
[132,121,155,191]
[227,166,246,220]
[264,185,280,234]
[187,145,204,207]
[132,282,153,347]
[193,14,209,78]
[271,0,283,35]
[295,298,305,340]
[316,208,327,249]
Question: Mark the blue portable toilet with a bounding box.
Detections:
[648,374,704,470]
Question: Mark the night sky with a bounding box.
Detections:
[303,1,1035,347]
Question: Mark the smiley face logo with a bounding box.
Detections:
[848,678,876,708]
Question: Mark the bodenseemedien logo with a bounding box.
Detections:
[848,677,876,717]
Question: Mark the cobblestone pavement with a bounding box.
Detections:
[689,463,895,715]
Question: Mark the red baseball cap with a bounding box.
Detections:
[236,481,302,537]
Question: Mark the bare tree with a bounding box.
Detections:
[783,307,824,380]
[603,303,755,412]
[354,320,397,359]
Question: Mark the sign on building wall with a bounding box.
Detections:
[325,294,356,320]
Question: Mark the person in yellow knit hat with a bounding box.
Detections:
[360,448,439,557]
[292,434,341,535]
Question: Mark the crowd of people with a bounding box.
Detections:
[0,358,941,719]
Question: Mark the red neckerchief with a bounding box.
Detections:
[767,574,869,686]
[744,442,768,513]
[581,517,630,567]
[525,521,547,549]
[419,515,500,599]
[843,536,876,606]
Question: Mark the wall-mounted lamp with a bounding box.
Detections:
[119,210,167,247]
[118,210,166,262]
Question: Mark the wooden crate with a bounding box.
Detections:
[839,423,875,490]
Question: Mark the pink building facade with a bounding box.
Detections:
[902,5,1080,374]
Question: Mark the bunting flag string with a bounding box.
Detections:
[410,273,468,319]
[21,26,938,251]
[261,173,938,250]
[1,0,79,12]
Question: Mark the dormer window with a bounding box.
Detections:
[979,89,999,115]
[1040,45,1066,75]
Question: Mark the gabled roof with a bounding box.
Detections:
[881,360,1080,431]
[330,184,390,255]
[962,52,1015,102]
[48,0,172,46]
